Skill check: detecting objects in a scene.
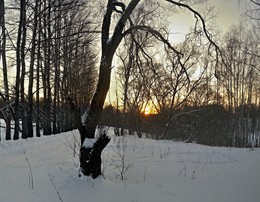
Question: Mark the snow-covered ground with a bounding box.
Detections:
[0,128,260,202]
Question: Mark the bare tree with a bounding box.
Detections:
[13,0,27,140]
[78,0,221,178]
[0,0,11,140]
[27,0,40,138]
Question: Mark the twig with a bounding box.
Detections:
[24,150,33,189]
[49,174,63,202]
[143,165,147,183]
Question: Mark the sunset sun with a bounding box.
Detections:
[143,105,156,115]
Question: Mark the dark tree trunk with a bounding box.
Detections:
[20,0,27,139]
[42,0,52,136]
[36,1,42,138]
[53,3,61,135]
[27,0,39,138]
[0,0,11,140]
[79,0,140,178]
[14,0,26,140]
[81,56,113,141]
[81,0,140,140]
[68,97,110,178]
[80,133,110,178]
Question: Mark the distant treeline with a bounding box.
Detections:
[1,96,260,148]
[100,104,260,148]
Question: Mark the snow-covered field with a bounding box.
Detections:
[0,128,260,202]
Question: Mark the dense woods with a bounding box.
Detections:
[0,0,259,154]
[0,0,97,140]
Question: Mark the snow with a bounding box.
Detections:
[0,128,260,202]
[83,138,97,148]
[106,37,112,46]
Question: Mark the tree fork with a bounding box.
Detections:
[78,0,140,178]
[82,0,140,140]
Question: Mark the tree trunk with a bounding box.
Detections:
[20,0,27,139]
[81,56,113,141]
[81,0,140,140]
[14,0,26,140]
[78,57,112,176]
[0,0,11,140]
[53,3,61,135]
[80,133,110,178]
[42,0,52,136]
[27,0,39,138]
[35,0,42,137]
[79,0,140,178]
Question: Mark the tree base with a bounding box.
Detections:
[80,133,110,179]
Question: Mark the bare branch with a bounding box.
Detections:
[112,0,126,13]
[250,0,260,7]
[109,0,141,53]
[123,25,182,55]
[165,0,220,52]
[123,25,193,84]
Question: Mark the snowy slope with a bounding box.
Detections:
[0,128,260,202]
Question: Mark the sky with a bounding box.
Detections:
[168,0,243,43]
[208,0,242,30]
[0,0,254,107]
[107,0,247,105]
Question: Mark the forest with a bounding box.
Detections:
[0,0,259,151]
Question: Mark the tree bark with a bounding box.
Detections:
[53,2,61,135]
[27,0,39,138]
[80,133,110,178]
[20,0,27,139]
[36,0,42,137]
[14,0,26,140]
[0,0,11,140]
[42,0,52,136]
